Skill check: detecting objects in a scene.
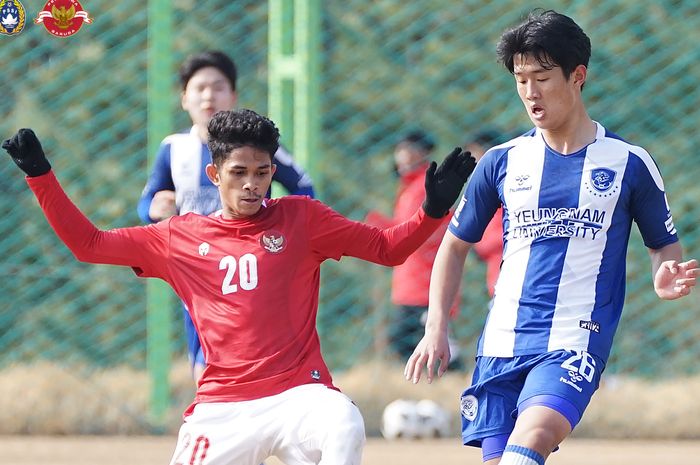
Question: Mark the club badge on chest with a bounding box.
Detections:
[260,230,286,253]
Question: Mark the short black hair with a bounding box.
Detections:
[399,129,436,153]
[470,129,503,148]
[207,109,280,167]
[179,50,237,91]
[497,9,591,81]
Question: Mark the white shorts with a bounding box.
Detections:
[168,384,365,465]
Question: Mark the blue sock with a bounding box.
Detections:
[498,445,545,465]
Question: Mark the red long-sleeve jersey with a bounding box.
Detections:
[366,165,452,307]
[27,172,443,414]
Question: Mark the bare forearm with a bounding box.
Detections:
[649,241,683,278]
[425,232,471,333]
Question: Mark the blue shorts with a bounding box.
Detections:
[182,304,205,368]
[460,350,604,450]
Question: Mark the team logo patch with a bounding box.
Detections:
[35,0,93,37]
[310,369,321,380]
[260,230,286,253]
[590,168,616,193]
[0,0,26,35]
[460,394,478,421]
[198,242,210,256]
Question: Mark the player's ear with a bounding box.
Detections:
[180,91,187,111]
[271,163,277,176]
[205,163,220,186]
[573,64,587,90]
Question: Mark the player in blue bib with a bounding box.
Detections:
[404,9,698,465]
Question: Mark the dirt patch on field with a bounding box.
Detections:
[1,436,700,465]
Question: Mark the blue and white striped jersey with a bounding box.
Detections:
[449,122,677,363]
[137,126,315,223]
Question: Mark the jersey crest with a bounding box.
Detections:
[590,168,616,193]
[460,394,478,421]
[261,231,286,253]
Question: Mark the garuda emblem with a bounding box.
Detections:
[260,231,286,253]
[35,0,92,37]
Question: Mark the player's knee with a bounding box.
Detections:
[509,423,565,457]
[525,424,560,450]
[510,405,571,454]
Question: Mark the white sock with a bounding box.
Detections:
[498,445,545,465]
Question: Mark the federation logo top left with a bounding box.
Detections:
[0,0,26,36]
[35,0,93,37]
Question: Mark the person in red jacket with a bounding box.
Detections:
[367,130,463,365]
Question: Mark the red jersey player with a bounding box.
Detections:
[3,109,476,465]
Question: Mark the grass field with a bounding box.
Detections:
[3,436,700,465]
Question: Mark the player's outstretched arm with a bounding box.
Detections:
[3,129,168,271]
[315,147,476,267]
[422,147,476,218]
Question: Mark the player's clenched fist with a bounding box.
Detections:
[422,147,476,218]
[2,128,52,177]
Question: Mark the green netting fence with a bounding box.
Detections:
[0,0,698,434]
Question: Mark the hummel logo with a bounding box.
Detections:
[515,174,530,185]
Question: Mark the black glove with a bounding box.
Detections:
[2,128,51,177]
[422,147,476,218]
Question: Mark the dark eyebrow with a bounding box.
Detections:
[229,163,271,170]
[514,68,550,76]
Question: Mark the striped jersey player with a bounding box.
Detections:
[453,122,677,363]
[404,10,698,465]
[4,109,476,465]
